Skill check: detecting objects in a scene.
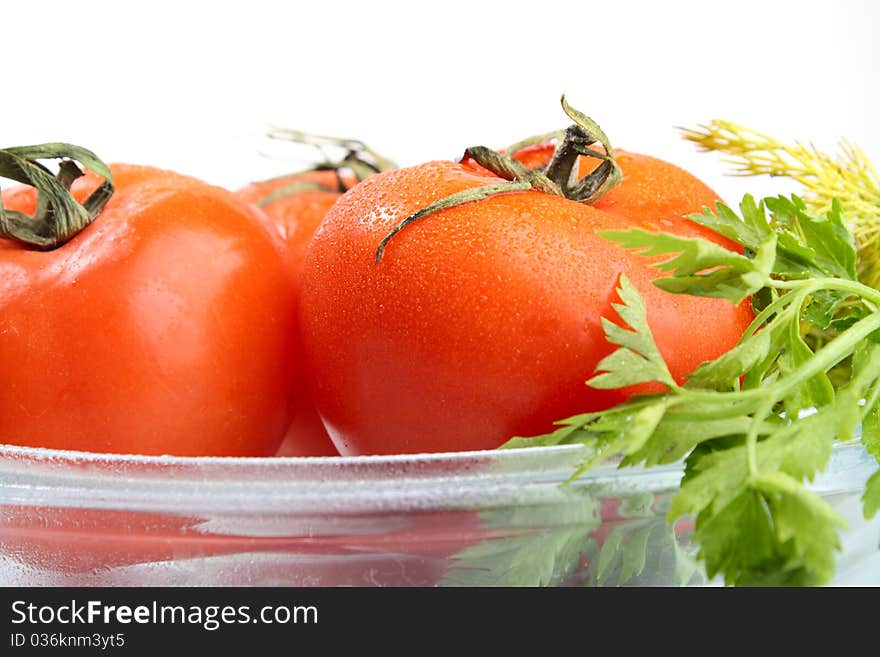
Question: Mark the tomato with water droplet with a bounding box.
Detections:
[299,145,754,455]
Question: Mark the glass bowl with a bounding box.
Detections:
[0,439,877,586]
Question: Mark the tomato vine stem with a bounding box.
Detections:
[0,143,114,250]
[256,130,396,208]
[374,96,623,263]
[374,181,532,263]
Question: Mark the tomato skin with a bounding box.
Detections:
[235,171,344,456]
[0,173,299,456]
[299,155,754,456]
[236,171,345,278]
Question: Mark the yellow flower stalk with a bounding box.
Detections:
[681,120,880,290]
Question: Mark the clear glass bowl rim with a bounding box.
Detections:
[0,439,874,515]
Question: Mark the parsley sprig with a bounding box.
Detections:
[503,194,880,586]
[681,120,880,289]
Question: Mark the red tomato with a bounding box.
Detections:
[235,170,350,456]
[0,162,299,456]
[298,150,754,456]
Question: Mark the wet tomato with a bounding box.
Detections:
[298,122,754,456]
[235,169,353,456]
[0,151,299,456]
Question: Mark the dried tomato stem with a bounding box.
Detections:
[505,130,565,159]
[266,128,396,174]
[375,181,531,263]
[257,180,338,208]
[543,125,587,189]
[256,130,396,207]
[374,97,623,263]
[464,146,563,196]
[0,143,114,250]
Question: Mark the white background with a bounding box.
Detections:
[2,0,878,203]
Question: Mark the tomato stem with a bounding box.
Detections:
[374,96,623,264]
[375,181,532,263]
[255,129,396,207]
[256,180,339,208]
[505,130,566,159]
[0,143,114,250]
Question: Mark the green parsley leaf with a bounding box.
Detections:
[504,193,880,586]
[599,229,774,304]
[802,289,856,330]
[864,471,880,520]
[767,196,857,281]
[858,345,880,520]
[586,274,677,390]
[686,195,772,250]
[695,476,843,587]
[750,471,845,585]
[623,414,774,467]
[685,302,794,391]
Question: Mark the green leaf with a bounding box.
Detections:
[686,195,772,250]
[838,342,880,443]
[587,274,677,389]
[857,346,880,520]
[863,470,880,520]
[685,307,793,391]
[762,414,837,482]
[600,228,774,304]
[777,312,835,417]
[697,477,842,587]
[624,414,775,467]
[863,409,880,459]
[501,396,670,455]
[588,346,668,389]
[774,231,829,279]
[750,471,845,584]
[802,289,854,330]
[741,302,805,391]
[517,190,880,587]
[687,194,857,283]
[767,196,857,281]
[570,400,668,474]
[669,443,750,520]
[693,488,778,586]
[500,412,600,449]
[828,303,870,334]
[860,374,880,460]
[670,406,840,524]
